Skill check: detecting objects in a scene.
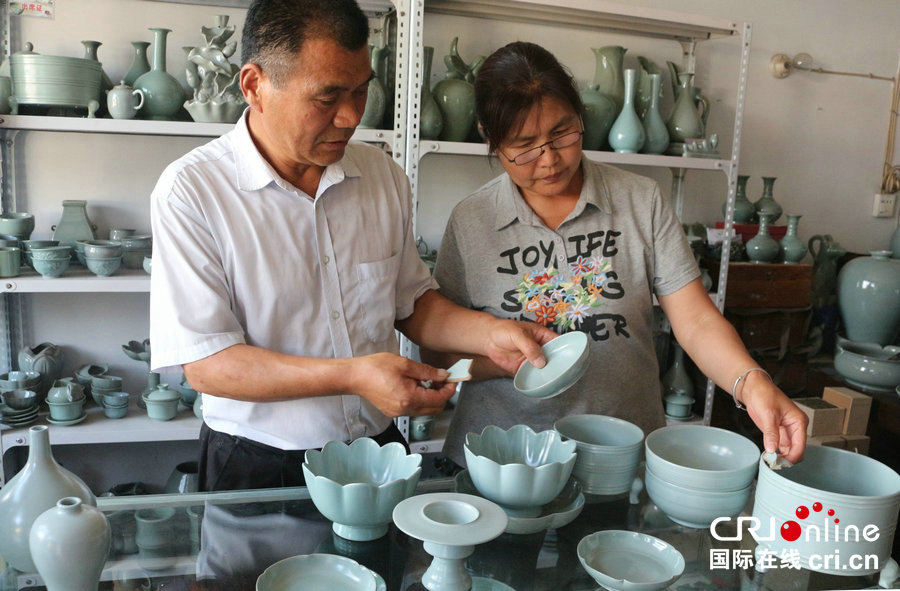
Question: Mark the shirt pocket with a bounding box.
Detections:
[357,253,402,343]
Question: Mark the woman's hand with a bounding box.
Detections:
[741,371,808,464]
[482,319,558,376]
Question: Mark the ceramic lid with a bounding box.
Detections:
[112,80,133,90]
[146,384,180,401]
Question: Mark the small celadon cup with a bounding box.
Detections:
[0,247,21,277]
[85,255,122,277]
[21,240,59,268]
[31,257,71,278]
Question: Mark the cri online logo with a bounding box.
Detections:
[781,501,838,541]
[711,500,880,543]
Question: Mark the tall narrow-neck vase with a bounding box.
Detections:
[779,214,808,264]
[133,28,184,120]
[0,425,96,572]
[608,69,645,154]
[666,72,704,150]
[641,73,668,154]
[723,174,756,223]
[754,176,783,224]
[745,213,780,263]
[123,41,151,87]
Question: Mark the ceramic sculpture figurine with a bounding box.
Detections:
[184,15,246,123]
[432,37,484,142]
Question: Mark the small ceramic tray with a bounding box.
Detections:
[454,470,584,535]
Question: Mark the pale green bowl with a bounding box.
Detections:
[514,331,590,398]
[577,530,685,591]
[644,465,752,528]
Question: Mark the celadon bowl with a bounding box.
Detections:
[577,530,685,591]
[833,336,900,394]
[513,331,590,398]
[31,255,70,278]
[85,255,122,277]
[302,437,421,541]
[644,425,759,492]
[464,424,576,517]
[553,414,644,495]
[751,445,900,576]
[256,553,383,591]
[644,465,752,528]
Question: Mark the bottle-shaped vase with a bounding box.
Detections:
[722,174,756,223]
[80,40,113,115]
[635,56,663,121]
[29,497,110,591]
[837,250,900,346]
[745,213,780,263]
[360,45,387,129]
[666,72,704,150]
[579,85,616,151]
[661,341,693,398]
[52,199,95,248]
[123,41,151,87]
[608,69,645,154]
[0,425,96,572]
[640,73,668,154]
[133,28,185,120]
[433,76,475,142]
[754,176,783,224]
[420,47,443,140]
[779,214,808,264]
[591,46,626,114]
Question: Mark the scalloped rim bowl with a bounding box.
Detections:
[302,438,422,541]
[644,425,759,492]
[256,554,380,591]
[464,424,576,513]
[514,331,590,398]
[577,530,685,591]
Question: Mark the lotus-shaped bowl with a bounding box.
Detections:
[577,530,685,591]
[122,339,151,363]
[464,424,576,516]
[302,438,422,541]
[1,388,37,410]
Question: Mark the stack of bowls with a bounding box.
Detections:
[553,414,644,496]
[102,391,129,419]
[45,377,86,424]
[141,384,180,420]
[21,240,57,268]
[0,370,43,402]
[83,239,123,277]
[90,374,124,406]
[644,425,759,528]
[0,388,40,426]
[0,212,34,241]
[121,234,152,269]
[73,239,90,266]
[74,363,109,401]
[30,245,72,278]
[302,437,422,541]
[464,424,576,517]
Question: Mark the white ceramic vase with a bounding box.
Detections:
[29,497,111,591]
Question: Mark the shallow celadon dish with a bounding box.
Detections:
[644,465,751,528]
[256,553,383,591]
[303,437,421,541]
[513,331,590,398]
[752,445,900,576]
[553,414,644,495]
[644,425,758,492]
[577,530,685,591]
[464,424,576,516]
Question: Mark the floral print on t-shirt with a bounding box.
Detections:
[516,255,612,331]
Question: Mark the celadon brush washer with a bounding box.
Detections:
[10,42,102,117]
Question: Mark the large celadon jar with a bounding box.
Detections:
[837,250,900,346]
[591,45,625,114]
[0,425,96,572]
[29,497,110,591]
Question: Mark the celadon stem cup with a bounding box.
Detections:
[751,445,900,576]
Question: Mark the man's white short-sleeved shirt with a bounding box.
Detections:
[149,112,436,450]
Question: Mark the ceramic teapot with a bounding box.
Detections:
[47,377,85,403]
[106,80,144,120]
[808,234,846,308]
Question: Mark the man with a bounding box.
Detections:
[149,0,555,491]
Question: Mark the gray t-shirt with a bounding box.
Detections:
[434,158,699,466]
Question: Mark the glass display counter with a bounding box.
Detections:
[0,476,891,591]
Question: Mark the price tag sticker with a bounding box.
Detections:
[9,1,55,19]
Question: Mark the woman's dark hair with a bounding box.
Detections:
[242,0,370,88]
[475,42,583,154]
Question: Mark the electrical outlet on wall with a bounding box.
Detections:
[873,193,896,217]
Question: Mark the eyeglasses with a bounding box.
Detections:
[500,129,584,166]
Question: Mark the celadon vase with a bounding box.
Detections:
[636,56,663,121]
[0,425,96,572]
[420,47,443,140]
[745,213,780,263]
[837,250,900,346]
[81,40,113,112]
[52,199,95,249]
[809,234,846,308]
[123,41,151,87]
[360,45,387,129]
[661,341,693,398]
[754,176,783,224]
[666,72,704,150]
[608,69,645,154]
[579,86,616,151]
[591,45,625,114]
[722,174,756,223]
[433,76,475,142]
[29,497,110,591]
[641,73,668,154]
[18,341,64,400]
[133,28,184,120]
[779,214,808,264]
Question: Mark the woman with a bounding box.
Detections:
[425,41,807,467]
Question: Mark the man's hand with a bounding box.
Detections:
[482,319,558,376]
[351,352,456,417]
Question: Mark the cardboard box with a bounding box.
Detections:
[822,386,872,436]
[807,435,846,449]
[841,434,871,455]
[794,397,845,437]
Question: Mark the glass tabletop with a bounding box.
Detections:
[0,476,890,591]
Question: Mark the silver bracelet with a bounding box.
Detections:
[731,367,771,411]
